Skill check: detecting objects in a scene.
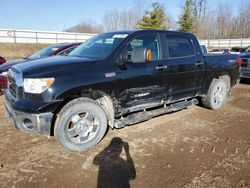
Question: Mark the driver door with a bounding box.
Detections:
[115,33,165,115]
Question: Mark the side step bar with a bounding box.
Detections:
[114,98,199,129]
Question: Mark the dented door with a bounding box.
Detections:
[115,33,165,115]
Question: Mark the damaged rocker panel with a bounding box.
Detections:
[114,98,199,129]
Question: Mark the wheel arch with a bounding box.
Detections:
[202,70,231,96]
[51,88,116,136]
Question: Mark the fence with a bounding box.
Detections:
[1,28,250,48]
[0,29,96,44]
[199,38,250,48]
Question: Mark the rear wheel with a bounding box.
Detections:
[201,78,229,110]
[54,98,108,151]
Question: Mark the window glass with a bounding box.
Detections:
[166,35,195,58]
[246,46,250,53]
[69,33,128,59]
[28,46,59,59]
[125,34,160,61]
[57,46,77,56]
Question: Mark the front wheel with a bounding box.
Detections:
[201,78,229,110]
[54,98,108,151]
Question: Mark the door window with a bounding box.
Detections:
[125,34,160,61]
[166,35,195,58]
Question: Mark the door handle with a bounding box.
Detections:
[195,61,205,66]
[156,65,168,70]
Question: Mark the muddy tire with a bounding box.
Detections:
[54,98,108,151]
[201,78,229,110]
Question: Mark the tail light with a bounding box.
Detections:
[236,58,243,66]
[0,58,6,64]
[0,76,8,89]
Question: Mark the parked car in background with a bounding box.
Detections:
[200,45,208,54]
[210,49,231,55]
[240,46,250,79]
[230,47,245,54]
[0,56,6,64]
[0,43,81,91]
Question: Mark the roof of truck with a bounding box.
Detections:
[104,29,195,36]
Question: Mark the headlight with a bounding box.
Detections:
[0,71,8,76]
[24,78,55,94]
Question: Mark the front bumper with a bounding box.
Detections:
[4,92,54,136]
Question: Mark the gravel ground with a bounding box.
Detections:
[0,81,250,188]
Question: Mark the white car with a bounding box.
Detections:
[209,49,230,54]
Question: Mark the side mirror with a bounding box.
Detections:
[131,47,152,63]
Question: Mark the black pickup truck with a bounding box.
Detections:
[4,30,240,151]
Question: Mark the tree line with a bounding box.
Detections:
[66,0,250,39]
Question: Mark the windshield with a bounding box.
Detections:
[201,45,207,54]
[246,47,250,53]
[28,46,60,59]
[68,33,129,59]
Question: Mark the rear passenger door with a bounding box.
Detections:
[163,34,205,102]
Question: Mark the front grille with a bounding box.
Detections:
[7,68,22,99]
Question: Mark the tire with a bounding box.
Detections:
[54,98,108,151]
[201,78,229,110]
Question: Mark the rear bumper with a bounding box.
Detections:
[4,90,54,136]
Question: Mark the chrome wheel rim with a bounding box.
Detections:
[67,112,99,144]
[213,85,225,105]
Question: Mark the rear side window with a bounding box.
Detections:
[166,35,195,58]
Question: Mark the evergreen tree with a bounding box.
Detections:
[179,0,195,32]
[137,2,169,30]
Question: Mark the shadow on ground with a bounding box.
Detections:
[93,137,136,188]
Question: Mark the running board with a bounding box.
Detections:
[114,98,198,129]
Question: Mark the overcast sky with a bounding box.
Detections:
[0,0,247,31]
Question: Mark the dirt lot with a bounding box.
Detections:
[0,81,250,188]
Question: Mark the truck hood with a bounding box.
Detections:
[0,58,27,72]
[13,56,99,78]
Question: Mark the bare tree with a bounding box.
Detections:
[102,0,146,32]
[66,20,103,34]
[119,10,137,30]
[193,0,207,38]
[103,10,119,31]
[66,0,250,39]
[234,1,250,38]
[196,1,250,39]
[215,3,233,39]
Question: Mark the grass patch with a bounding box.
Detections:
[0,43,49,61]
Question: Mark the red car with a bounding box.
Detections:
[0,43,81,91]
[0,56,6,64]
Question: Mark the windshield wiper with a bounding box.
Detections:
[23,56,31,60]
